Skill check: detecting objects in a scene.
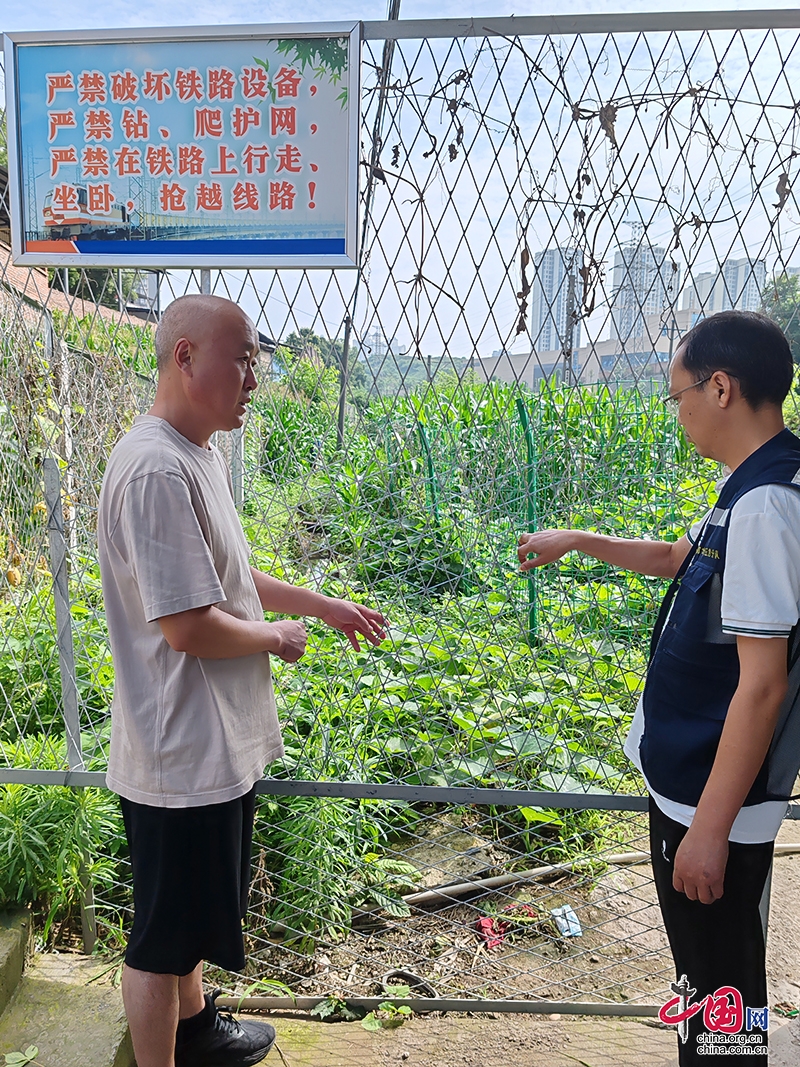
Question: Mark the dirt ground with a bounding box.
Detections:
[231,818,800,1067]
[260,814,800,1011]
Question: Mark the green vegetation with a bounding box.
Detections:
[48,269,142,312]
[0,309,718,959]
[762,272,800,364]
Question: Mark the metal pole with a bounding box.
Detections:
[362,0,403,255]
[417,423,440,525]
[337,315,352,450]
[78,862,97,954]
[515,398,538,645]
[561,273,576,386]
[200,269,211,296]
[334,0,402,451]
[43,457,83,774]
[231,427,244,510]
[43,458,97,954]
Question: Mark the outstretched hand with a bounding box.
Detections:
[320,599,387,651]
[518,530,578,571]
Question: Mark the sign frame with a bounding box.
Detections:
[3,21,361,268]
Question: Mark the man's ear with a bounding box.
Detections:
[712,370,734,409]
[174,337,193,375]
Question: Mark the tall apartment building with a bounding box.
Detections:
[681,258,767,314]
[531,247,583,354]
[611,238,680,343]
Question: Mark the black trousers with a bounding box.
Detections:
[649,799,772,1065]
[121,786,257,976]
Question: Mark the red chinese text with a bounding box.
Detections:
[178,145,206,176]
[46,72,75,106]
[274,67,301,98]
[196,182,224,211]
[87,182,115,215]
[143,70,172,102]
[241,144,271,175]
[231,106,261,138]
[159,182,187,212]
[270,107,296,137]
[114,146,142,177]
[207,67,236,101]
[51,184,79,215]
[240,66,269,100]
[269,181,296,210]
[48,110,77,142]
[210,146,238,175]
[659,986,746,1036]
[275,143,302,174]
[146,145,174,177]
[175,68,204,102]
[121,107,150,140]
[77,70,106,104]
[50,147,78,177]
[84,109,113,141]
[195,108,224,138]
[81,146,110,177]
[703,989,744,1035]
[232,181,260,211]
[110,69,139,103]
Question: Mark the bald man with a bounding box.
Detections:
[98,295,385,1067]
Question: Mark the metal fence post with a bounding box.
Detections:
[515,398,539,646]
[43,457,96,952]
[231,427,244,510]
[43,457,83,775]
[199,267,244,504]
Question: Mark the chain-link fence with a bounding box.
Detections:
[1,10,800,1024]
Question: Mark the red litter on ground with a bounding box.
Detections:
[475,916,510,949]
[475,905,541,949]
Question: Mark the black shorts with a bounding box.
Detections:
[120,786,256,976]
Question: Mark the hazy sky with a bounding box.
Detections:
[3,0,797,358]
[1,0,797,35]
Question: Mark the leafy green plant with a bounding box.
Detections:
[311,996,364,1022]
[0,738,123,946]
[348,853,418,917]
[361,985,413,1031]
[4,1047,42,1067]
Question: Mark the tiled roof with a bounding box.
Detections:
[0,238,153,329]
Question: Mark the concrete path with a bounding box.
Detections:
[242,1010,800,1067]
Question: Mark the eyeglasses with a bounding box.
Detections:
[663,375,713,410]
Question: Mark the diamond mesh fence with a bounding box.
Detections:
[1,14,800,1022]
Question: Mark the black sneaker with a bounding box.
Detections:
[174,990,276,1067]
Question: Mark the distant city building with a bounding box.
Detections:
[531,246,583,354]
[611,234,681,343]
[473,308,697,390]
[681,258,766,314]
[365,326,406,358]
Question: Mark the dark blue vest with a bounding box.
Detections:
[640,429,800,807]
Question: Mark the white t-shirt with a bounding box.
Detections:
[98,415,283,808]
[624,482,800,843]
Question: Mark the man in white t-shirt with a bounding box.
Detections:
[517,311,800,1065]
[98,294,386,1067]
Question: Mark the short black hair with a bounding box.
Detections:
[678,310,793,409]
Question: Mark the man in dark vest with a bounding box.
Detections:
[517,310,800,1064]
